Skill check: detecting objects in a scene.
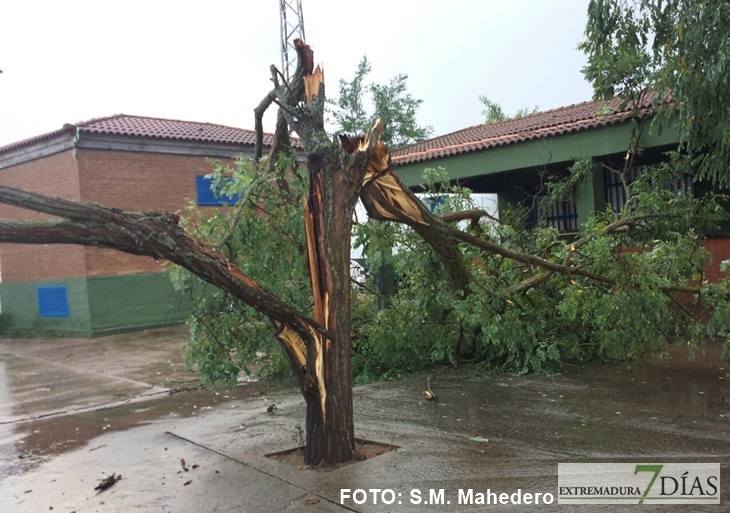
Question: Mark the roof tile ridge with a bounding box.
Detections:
[73,113,128,129]
[392,123,487,154]
[392,110,634,164]
[394,97,608,155]
[478,97,604,127]
[76,113,289,139]
[77,114,258,134]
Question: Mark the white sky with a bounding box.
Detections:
[0,0,594,147]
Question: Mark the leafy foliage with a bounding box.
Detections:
[479,95,539,124]
[350,166,730,379]
[169,153,310,387]
[172,3,730,385]
[174,150,730,387]
[580,0,730,186]
[329,56,433,148]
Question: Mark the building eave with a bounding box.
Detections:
[74,133,258,159]
[0,133,76,170]
[394,117,679,188]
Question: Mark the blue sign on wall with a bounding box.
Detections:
[195,175,239,206]
[37,286,70,317]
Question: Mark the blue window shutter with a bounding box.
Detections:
[196,175,239,206]
[427,196,446,212]
[37,286,70,317]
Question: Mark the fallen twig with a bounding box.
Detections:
[94,473,122,492]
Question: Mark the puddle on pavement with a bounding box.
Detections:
[0,358,26,480]
[0,380,287,481]
[358,341,730,462]
[2,337,729,483]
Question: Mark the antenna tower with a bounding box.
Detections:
[279,0,306,82]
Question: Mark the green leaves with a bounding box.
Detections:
[478,95,539,124]
[581,0,730,186]
[170,155,310,385]
[328,56,433,149]
[350,162,730,380]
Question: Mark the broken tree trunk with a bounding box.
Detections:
[339,133,472,292]
[267,39,417,464]
[259,40,371,465]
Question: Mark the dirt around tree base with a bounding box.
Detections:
[266,438,397,470]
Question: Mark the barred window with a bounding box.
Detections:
[604,166,693,213]
[523,185,578,233]
[604,167,638,213]
[541,198,579,233]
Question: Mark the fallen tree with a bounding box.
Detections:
[2,41,730,465]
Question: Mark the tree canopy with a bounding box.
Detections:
[329,56,433,149]
[580,0,730,186]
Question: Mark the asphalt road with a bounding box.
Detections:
[0,326,728,512]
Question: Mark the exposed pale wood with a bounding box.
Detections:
[343,138,473,292]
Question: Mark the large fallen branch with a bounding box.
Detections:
[0,185,320,388]
[341,152,703,296]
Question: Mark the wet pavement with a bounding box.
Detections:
[0,326,728,512]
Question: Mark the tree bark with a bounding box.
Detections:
[271,43,379,465]
[301,148,358,464]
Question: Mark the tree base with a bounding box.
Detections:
[266,438,398,470]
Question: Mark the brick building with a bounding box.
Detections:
[392,96,730,283]
[0,114,276,336]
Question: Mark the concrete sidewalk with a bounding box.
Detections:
[1,327,728,512]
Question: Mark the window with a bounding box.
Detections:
[604,166,693,213]
[37,286,70,317]
[540,198,579,233]
[523,186,578,233]
[195,175,239,206]
[604,167,639,213]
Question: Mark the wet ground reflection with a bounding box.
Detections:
[1,326,728,497]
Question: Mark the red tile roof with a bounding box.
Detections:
[0,114,282,154]
[391,95,658,166]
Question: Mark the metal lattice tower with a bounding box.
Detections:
[279,0,306,83]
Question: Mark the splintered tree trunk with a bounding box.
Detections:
[265,41,374,465]
[259,38,474,464]
[301,148,358,464]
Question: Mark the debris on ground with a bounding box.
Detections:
[94,473,122,492]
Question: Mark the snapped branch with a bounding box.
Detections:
[0,184,326,375]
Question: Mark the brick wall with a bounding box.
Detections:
[0,150,88,282]
[702,237,730,283]
[76,149,235,277]
[0,148,237,282]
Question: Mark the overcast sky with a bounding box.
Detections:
[0,0,594,147]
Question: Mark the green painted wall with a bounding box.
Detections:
[395,120,679,188]
[0,272,194,337]
[0,278,93,336]
[575,162,607,232]
[87,273,194,335]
